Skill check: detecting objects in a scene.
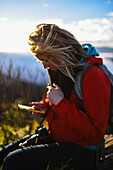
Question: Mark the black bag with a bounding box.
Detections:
[19,125,51,147]
[0,125,51,165]
[0,111,56,166]
[74,44,113,134]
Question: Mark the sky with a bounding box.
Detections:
[0,0,113,53]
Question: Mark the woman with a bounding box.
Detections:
[2,24,111,170]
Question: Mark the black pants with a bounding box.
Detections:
[2,142,96,170]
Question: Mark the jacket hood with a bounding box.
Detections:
[82,43,99,56]
[88,55,103,65]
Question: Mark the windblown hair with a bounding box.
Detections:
[28,24,89,82]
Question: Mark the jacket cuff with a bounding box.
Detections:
[52,98,69,113]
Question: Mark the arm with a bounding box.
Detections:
[52,65,111,144]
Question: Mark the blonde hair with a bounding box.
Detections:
[28,24,88,82]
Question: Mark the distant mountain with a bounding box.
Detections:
[0,52,49,84]
[104,57,113,62]
[96,47,113,53]
[0,46,113,64]
[0,52,38,67]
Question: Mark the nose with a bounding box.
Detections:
[43,63,49,69]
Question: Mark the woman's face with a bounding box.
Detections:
[36,56,58,72]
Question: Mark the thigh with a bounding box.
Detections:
[2,142,96,170]
[2,142,69,170]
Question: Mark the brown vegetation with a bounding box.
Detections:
[0,60,47,148]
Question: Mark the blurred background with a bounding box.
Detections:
[0,0,113,147]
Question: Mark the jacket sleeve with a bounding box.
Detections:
[52,65,111,144]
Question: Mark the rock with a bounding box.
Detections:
[98,135,113,170]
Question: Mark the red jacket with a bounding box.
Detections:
[43,56,111,146]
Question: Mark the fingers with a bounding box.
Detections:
[31,112,45,117]
[47,84,59,91]
[29,102,39,106]
[29,102,48,112]
[53,84,59,89]
[29,102,42,107]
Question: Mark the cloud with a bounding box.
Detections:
[44,17,113,45]
[0,16,113,52]
[107,12,113,16]
[43,3,49,7]
[0,17,8,22]
[0,19,39,52]
[107,0,112,4]
[72,18,113,42]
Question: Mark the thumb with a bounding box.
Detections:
[53,83,59,89]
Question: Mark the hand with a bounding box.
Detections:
[29,102,48,116]
[47,84,64,105]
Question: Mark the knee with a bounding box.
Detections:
[2,152,14,170]
[2,150,21,170]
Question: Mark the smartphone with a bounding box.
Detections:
[18,104,45,114]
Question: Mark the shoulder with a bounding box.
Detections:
[82,64,111,92]
[83,64,110,83]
